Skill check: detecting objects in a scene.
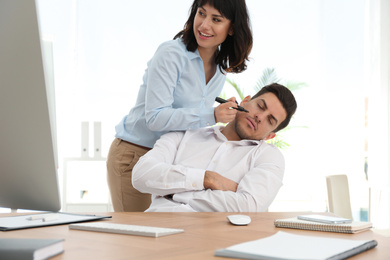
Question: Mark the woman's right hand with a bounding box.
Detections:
[214,97,238,124]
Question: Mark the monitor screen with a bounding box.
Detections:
[0,0,61,212]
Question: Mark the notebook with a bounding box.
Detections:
[214,231,378,260]
[274,217,372,233]
[0,238,64,260]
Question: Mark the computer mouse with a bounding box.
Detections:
[227,214,251,226]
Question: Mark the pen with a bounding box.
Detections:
[27,213,59,222]
[27,215,45,221]
[215,97,249,113]
[42,214,59,222]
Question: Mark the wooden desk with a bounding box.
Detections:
[1,212,389,259]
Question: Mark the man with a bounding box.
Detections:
[132,83,297,212]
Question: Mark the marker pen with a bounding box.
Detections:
[215,97,249,113]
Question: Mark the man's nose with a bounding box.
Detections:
[254,113,264,123]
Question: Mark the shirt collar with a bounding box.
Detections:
[181,40,224,73]
[176,38,200,61]
[187,47,200,60]
[211,126,262,146]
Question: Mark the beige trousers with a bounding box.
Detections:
[106,138,151,212]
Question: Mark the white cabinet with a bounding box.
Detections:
[62,122,113,212]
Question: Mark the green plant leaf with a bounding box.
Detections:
[225,78,245,100]
[266,136,290,150]
[255,68,281,92]
[284,80,308,92]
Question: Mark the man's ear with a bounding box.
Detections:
[240,95,251,105]
[264,132,276,141]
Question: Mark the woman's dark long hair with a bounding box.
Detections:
[174,0,253,74]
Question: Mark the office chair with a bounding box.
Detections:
[326,175,353,220]
[326,175,390,237]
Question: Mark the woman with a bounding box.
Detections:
[107,0,253,212]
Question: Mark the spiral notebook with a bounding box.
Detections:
[274,217,372,233]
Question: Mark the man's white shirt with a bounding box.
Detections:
[132,126,284,212]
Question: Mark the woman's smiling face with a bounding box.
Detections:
[193,3,233,53]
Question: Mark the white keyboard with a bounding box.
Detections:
[69,222,184,238]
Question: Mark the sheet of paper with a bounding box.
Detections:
[219,231,376,260]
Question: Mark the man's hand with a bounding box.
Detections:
[204,171,238,192]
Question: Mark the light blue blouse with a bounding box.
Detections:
[115,38,226,148]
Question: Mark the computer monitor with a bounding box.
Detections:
[0,0,61,212]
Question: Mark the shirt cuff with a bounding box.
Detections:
[172,192,195,204]
[185,168,205,190]
[200,107,215,127]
